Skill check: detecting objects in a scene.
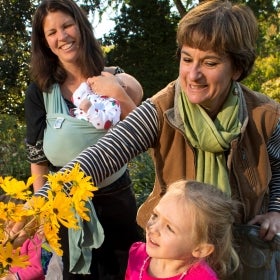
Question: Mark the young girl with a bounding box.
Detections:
[125,180,240,280]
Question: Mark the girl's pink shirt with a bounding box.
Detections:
[125,242,218,280]
[10,234,45,280]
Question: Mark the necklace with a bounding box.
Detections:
[139,257,188,280]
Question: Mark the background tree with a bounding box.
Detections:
[243,1,279,100]
[103,0,180,99]
[0,0,35,119]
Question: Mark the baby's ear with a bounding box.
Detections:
[192,243,214,259]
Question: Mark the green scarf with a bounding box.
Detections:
[178,83,242,194]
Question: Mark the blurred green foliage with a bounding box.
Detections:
[128,151,155,207]
[244,55,280,102]
[0,115,30,180]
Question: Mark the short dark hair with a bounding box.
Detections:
[176,0,258,81]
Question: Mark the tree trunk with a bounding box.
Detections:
[173,0,187,17]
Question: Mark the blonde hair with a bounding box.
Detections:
[168,180,240,279]
[176,0,258,81]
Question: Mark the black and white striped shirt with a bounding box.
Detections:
[38,100,280,212]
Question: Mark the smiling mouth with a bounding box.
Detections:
[190,84,206,89]
[60,42,74,50]
[148,237,158,246]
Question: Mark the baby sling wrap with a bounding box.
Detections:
[42,84,128,274]
[43,83,126,187]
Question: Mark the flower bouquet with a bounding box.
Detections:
[0,163,97,277]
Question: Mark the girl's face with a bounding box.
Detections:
[146,192,197,261]
[43,11,81,66]
[179,45,241,116]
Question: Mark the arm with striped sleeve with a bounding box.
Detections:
[248,119,280,239]
[37,100,159,197]
[267,120,280,213]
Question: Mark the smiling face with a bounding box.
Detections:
[43,11,81,67]
[179,46,241,117]
[145,191,197,261]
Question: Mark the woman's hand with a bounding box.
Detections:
[7,218,29,248]
[87,72,125,99]
[7,210,39,248]
[87,72,136,118]
[248,211,280,240]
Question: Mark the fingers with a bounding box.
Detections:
[248,212,280,241]
[12,233,28,248]
[87,78,94,87]
[259,220,270,239]
[247,216,258,226]
[10,220,26,238]
[87,74,123,98]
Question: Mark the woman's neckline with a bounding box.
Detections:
[60,77,86,101]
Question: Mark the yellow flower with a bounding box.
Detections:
[46,163,98,222]
[43,223,62,256]
[66,164,98,221]
[0,226,5,241]
[0,201,24,222]
[24,196,49,217]
[73,200,90,221]
[0,242,29,269]
[0,163,99,264]
[68,163,98,198]
[46,164,98,198]
[0,177,33,200]
[45,172,69,193]
[46,191,78,230]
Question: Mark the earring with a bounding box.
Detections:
[233,81,239,96]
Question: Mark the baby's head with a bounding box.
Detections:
[116,73,143,106]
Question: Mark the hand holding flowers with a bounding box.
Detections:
[0,163,97,277]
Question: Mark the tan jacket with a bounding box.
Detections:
[137,80,280,228]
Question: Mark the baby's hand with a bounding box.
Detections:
[87,72,125,99]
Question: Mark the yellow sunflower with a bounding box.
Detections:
[0,241,29,269]
[43,222,63,256]
[0,201,24,223]
[0,177,33,200]
[46,191,78,230]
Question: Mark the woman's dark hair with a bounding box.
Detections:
[176,0,258,81]
[31,0,105,91]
